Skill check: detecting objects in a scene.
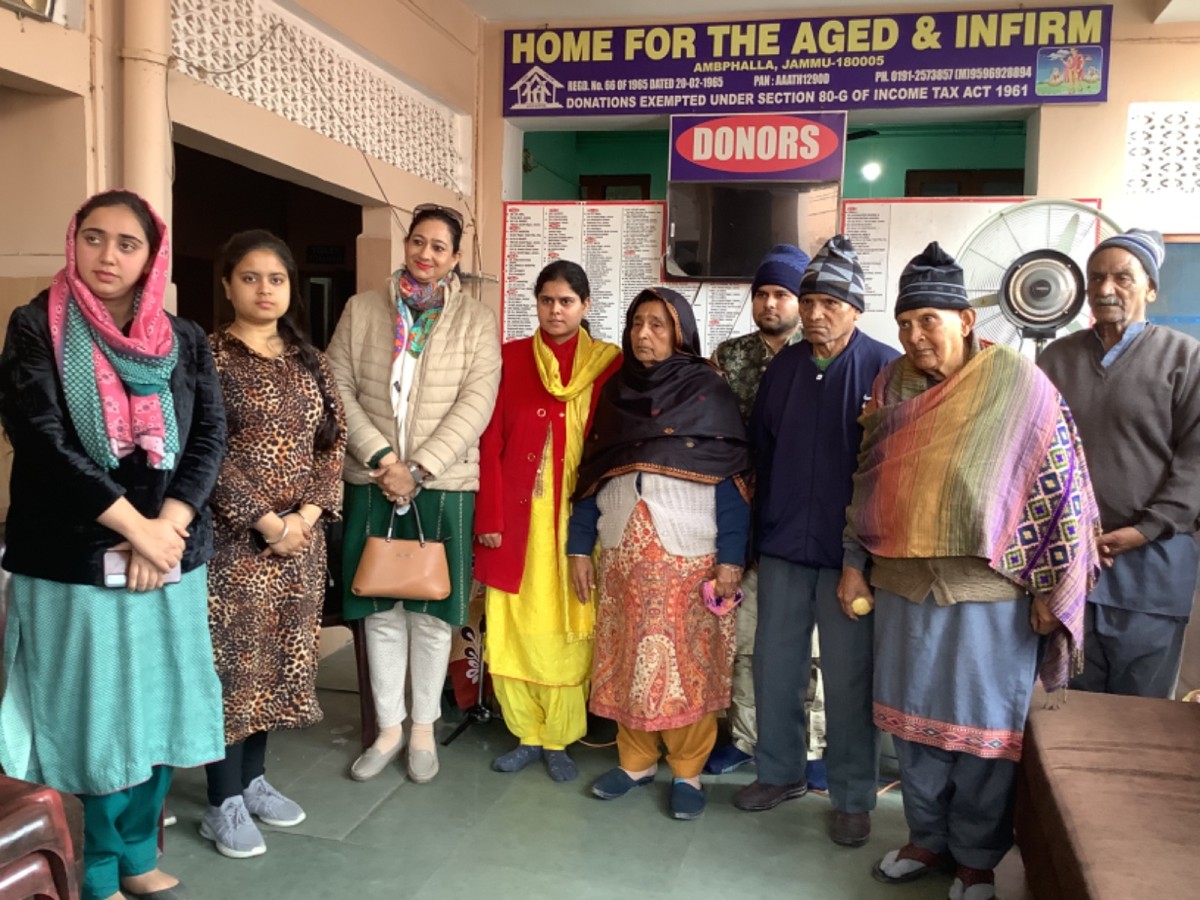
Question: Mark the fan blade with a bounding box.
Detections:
[1053,213,1082,254]
[971,292,1001,308]
[974,309,1006,330]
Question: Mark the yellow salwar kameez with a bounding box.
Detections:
[485,443,593,749]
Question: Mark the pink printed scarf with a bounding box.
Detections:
[47,194,179,470]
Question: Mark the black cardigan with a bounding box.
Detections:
[0,291,227,585]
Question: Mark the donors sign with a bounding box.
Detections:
[504,4,1111,117]
[669,111,846,182]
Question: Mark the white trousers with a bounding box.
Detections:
[364,607,453,728]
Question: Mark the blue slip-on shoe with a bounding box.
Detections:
[670,780,706,820]
[805,758,829,792]
[591,766,656,799]
[703,743,754,775]
[543,749,579,783]
[492,744,543,773]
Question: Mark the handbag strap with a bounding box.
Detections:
[398,502,428,546]
[365,482,443,548]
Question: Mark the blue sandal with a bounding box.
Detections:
[592,767,655,799]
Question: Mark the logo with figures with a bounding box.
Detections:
[509,66,565,110]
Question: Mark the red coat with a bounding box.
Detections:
[473,334,621,592]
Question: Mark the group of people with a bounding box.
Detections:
[0,188,1196,900]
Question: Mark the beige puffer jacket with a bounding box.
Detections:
[327,276,501,491]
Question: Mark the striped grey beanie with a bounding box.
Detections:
[1091,228,1165,288]
[798,235,866,312]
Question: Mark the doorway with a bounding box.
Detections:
[171,144,360,349]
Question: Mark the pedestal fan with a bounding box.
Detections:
[957,198,1123,357]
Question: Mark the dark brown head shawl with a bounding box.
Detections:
[573,287,750,500]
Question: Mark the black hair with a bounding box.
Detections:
[219,229,341,452]
[408,207,463,254]
[75,190,162,255]
[534,260,591,302]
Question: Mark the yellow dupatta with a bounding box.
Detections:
[533,329,620,642]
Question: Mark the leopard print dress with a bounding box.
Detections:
[208,329,347,745]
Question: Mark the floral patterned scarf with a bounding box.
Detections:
[390,268,452,361]
[48,195,179,470]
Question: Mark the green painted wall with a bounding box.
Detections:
[522,121,1026,202]
[842,121,1027,198]
[522,132,579,200]
[523,131,669,200]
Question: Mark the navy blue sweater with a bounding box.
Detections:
[750,330,899,569]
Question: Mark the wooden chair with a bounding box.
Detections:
[321,520,378,748]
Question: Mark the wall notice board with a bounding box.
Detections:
[503,197,1127,356]
[842,197,1103,350]
[501,201,755,355]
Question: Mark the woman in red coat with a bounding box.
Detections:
[474,260,621,781]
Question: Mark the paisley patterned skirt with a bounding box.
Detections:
[589,501,735,731]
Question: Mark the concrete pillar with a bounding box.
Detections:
[356,206,406,294]
[121,0,172,219]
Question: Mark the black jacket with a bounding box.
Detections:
[0,291,227,585]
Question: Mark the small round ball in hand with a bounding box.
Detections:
[851,596,873,616]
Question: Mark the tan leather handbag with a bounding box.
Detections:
[351,495,450,601]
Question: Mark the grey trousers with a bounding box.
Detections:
[729,567,826,757]
[753,555,878,813]
[1072,602,1187,698]
[893,737,1016,871]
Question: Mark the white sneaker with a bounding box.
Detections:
[199,796,266,859]
[242,775,306,827]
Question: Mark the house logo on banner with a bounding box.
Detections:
[510,67,565,110]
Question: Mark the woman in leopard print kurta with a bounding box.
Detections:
[203,230,346,858]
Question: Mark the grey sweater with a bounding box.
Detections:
[1038,324,1200,540]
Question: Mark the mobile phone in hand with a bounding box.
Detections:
[103,549,182,588]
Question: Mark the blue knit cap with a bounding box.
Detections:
[1091,228,1165,288]
[799,235,866,312]
[751,244,811,298]
[895,241,969,317]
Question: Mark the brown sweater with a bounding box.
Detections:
[1038,324,1200,540]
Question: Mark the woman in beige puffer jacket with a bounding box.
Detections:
[327,205,500,785]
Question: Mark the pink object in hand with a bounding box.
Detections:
[701,579,743,616]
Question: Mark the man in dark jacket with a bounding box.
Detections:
[734,235,899,848]
[706,243,822,779]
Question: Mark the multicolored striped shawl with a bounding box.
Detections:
[847,343,1100,692]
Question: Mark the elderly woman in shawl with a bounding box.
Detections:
[839,244,1100,900]
[566,287,752,821]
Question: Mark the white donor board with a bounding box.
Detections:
[501,201,753,355]
[842,197,1101,352]
[843,198,1030,350]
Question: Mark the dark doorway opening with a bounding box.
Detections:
[171,144,360,349]
[905,168,1026,198]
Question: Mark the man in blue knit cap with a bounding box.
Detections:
[735,235,899,848]
[1040,228,1200,697]
[706,242,818,778]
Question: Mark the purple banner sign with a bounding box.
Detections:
[504,5,1111,117]
[669,112,846,182]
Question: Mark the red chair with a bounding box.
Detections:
[0,775,84,900]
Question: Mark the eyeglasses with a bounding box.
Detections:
[412,203,464,230]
